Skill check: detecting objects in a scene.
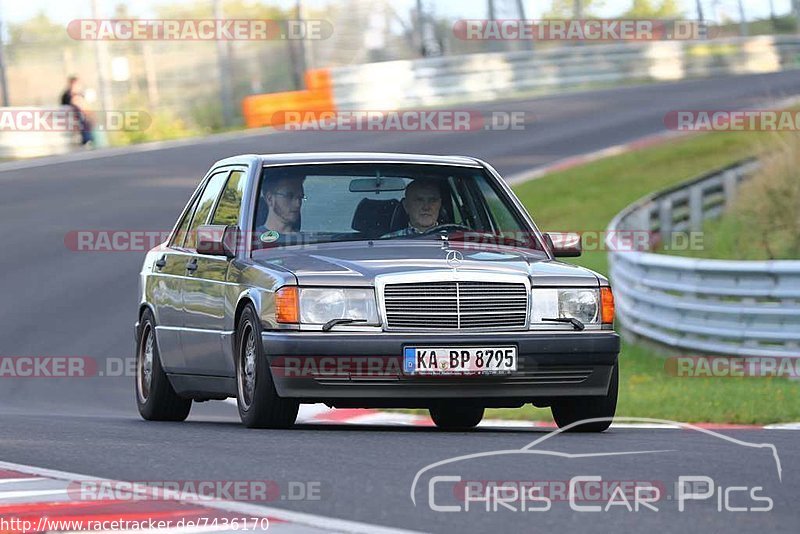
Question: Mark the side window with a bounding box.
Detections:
[211,170,246,226]
[171,194,201,248]
[185,171,230,250]
[471,175,532,242]
[448,177,468,225]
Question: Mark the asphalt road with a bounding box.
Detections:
[1,71,800,532]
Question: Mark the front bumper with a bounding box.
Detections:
[261,330,619,406]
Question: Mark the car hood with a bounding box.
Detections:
[253,241,600,287]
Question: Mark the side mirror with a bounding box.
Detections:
[544,232,582,258]
[196,225,239,258]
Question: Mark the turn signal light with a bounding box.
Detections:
[600,287,615,324]
[276,287,299,324]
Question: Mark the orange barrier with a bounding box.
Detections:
[241,68,334,128]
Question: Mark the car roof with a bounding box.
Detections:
[211,152,485,169]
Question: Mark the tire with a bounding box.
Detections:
[430,403,484,430]
[135,309,192,421]
[551,362,618,433]
[235,304,298,429]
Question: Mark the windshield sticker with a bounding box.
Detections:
[260,230,280,243]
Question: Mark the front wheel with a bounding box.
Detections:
[235,304,298,429]
[430,403,484,430]
[135,309,192,421]
[550,363,618,432]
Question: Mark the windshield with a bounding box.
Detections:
[251,163,545,253]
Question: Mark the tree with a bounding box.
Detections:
[543,0,607,19]
[8,12,72,46]
[623,0,685,18]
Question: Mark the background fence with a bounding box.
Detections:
[9,32,800,155]
[608,158,800,358]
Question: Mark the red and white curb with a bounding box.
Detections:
[0,461,419,534]
[228,401,800,431]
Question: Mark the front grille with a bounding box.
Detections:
[383,281,528,330]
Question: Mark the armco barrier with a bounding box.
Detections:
[241,35,800,123]
[607,158,800,358]
[0,107,76,159]
[325,35,792,111]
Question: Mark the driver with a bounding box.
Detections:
[382,178,442,237]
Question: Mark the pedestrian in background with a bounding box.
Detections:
[60,76,94,146]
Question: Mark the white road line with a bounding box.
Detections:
[764,423,800,430]
[0,460,423,534]
[0,125,277,175]
[478,419,539,428]
[503,129,689,185]
[339,412,427,426]
[504,94,800,186]
[0,488,68,499]
[0,477,41,484]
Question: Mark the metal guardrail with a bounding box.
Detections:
[329,35,795,111]
[0,107,78,159]
[607,159,800,358]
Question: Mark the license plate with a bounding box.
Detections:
[403,347,517,375]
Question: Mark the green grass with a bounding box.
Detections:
[663,178,800,261]
[485,341,800,424]
[399,129,800,425]
[664,216,778,261]
[512,130,799,424]
[514,130,763,276]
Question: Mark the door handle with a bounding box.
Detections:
[155,255,167,269]
[185,259,198,273]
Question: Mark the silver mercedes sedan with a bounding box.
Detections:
[135,153,619,431]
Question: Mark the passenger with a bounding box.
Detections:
[262,176,305,233]
[382,179,442,237]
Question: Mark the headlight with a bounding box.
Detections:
[298,288,379,325]
[530,288,600,326]
[558,289,599,324]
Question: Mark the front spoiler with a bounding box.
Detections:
[261,330,619,406]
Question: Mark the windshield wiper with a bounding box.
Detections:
[322,318,367,332]
[541,317,585,331]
